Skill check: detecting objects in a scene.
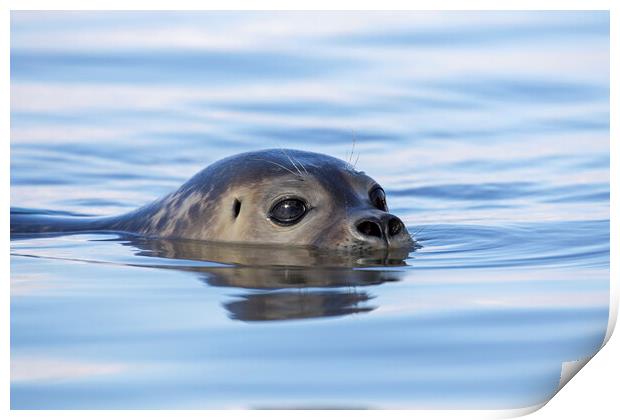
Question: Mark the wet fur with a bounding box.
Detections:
[11,149,414,250]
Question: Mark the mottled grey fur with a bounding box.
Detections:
[11,149,414,250]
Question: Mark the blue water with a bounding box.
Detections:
[10,11,609,409]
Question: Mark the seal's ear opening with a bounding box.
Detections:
[233,199,241,218]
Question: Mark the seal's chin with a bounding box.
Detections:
[332,243,416,266]
[341,227,416,253]
[329,237,416,258]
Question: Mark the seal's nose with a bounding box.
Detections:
[387,217,404,236]
[356,215,405,240]
[356,219,383,238]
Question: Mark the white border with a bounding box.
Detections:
[2,0,616,11]
[3,1,616,419]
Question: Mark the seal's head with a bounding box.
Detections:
[142,149,414,251]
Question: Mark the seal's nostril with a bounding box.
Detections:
[388,218,403,237]
[233,199,241,218]
[357,220,383,238]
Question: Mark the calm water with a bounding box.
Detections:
[10,11,610,409]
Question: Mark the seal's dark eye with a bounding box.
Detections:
[369,187,388,211]
[269,198,307,225]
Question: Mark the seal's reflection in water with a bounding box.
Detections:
[124,236,411,322]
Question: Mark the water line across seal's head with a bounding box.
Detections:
[128,149,414,251]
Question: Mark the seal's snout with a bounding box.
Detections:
[355,215,406,245]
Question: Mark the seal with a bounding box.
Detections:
[11,149,414,251]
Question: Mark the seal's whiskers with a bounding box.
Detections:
[294,156,309,175]
[353,152,360,171]
[250,158,300,177]
[280,149,304,177]
[346,136,358,171]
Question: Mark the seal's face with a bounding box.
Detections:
[148,149,414,251]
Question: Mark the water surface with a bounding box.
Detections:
[10,11,609,409]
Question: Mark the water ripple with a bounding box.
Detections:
[413,220,609,269]
[11,50,356,84]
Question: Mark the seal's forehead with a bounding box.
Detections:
[183,148,379,200]
[240,149,349,173]
[209,149,355,182]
